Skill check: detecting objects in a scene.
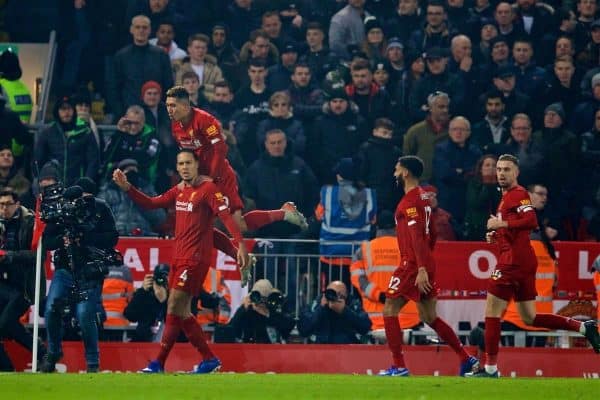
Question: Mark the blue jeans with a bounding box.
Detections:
[44,269,102,368]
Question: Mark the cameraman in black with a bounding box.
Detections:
[229,279,295,343]
[40,178,119,373]
[0,188,47,370]
[123,264,169,342]
[298,281,372,344]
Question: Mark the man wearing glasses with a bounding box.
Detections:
[103,104,161,183]
[0,188,47,370]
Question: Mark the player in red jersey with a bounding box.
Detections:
[466,154,599,378]
[165,86,308,270]
[380,156,479,377]
[113,149,249,373]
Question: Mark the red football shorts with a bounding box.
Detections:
[169,260,210,296]
[486,263,537,302]
[386,262,439,302]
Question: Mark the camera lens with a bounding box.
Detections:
[324,288,338,302]
[249,290,263,304]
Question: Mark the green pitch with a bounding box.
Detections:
[1,374,598,400]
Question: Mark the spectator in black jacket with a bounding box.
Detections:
[228,279,295,343]
[0,188,47,371]
[33,96,99,186]
[298,281,372,344]
[123,265,168,342]
[106,15,173,119]
[286,63,325,124]
[355,118,403,214]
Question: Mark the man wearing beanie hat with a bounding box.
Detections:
[385,37,405,74]
[313,81,368,184]
[34,95,99,186]
[378,155,479,376]
[229,278,295,343]
[532,101,579,206]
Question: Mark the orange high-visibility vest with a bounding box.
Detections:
[350,236,420,330]
[196,268,231,329]
[102,265,134,327]
[503,240,556,330]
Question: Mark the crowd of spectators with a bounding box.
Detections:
[1,0,600,245]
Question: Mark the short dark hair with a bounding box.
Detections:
[250,29,269,43]
[351,59,371,72]
[187,33,210,47]
[181,71,200,83]
[292,62,311,74]
[306,22,324,32]
[177,148,199,160]
[485,89,505,102]
[214,80,232,92]
[0,188,18,202]
[398,156,424,178]
[498,153,519,167]
[374,118,395,131]
[248,58,267,69]
[166,86,190,102]
[527,183,547,193]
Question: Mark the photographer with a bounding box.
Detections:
[298,281,372,344]
[228,279,295,344]
[40,177,119,373]
[123,264,169,342]
[0,188,46,370]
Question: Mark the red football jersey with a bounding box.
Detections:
[171,107,228,179]
[128,181,229,263]
[394,186,437,273]
[494,185,538,267]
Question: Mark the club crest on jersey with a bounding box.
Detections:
[206,125,218,136]
[406,207,418,218]
[188,129,194,137]
[491,269,502,280]
[189,192,197,201]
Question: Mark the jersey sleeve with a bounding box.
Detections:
[127,185,177,209]
[404,201,433,270]
[203,182,244,243]
[199,113,228,178]
[506,190,538,230]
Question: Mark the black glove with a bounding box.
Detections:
[379,292,387,304]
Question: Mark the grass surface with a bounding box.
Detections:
[1,373,598,400]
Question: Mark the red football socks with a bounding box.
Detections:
[532,314,582,331]
[430,317,470,363]
[243,210,285,231]
[156,314,182,367]
[484,317,501,366]
[213,228,238,259]
[182,316,215,360]
[383,316,406,368]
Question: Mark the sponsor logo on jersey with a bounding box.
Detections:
[175,200,193,212]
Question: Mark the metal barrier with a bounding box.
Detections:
[248,238,362,317]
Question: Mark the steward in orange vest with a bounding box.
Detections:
[196,267,231,331]
[502,240,556,345]
[101,264,134,326]
[350,221,420,339]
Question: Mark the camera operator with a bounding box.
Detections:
[0,188,47,370]
[123,264,169,342]
[40,177,119,373]
[228,279,295,344]
[298,281,372,344]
